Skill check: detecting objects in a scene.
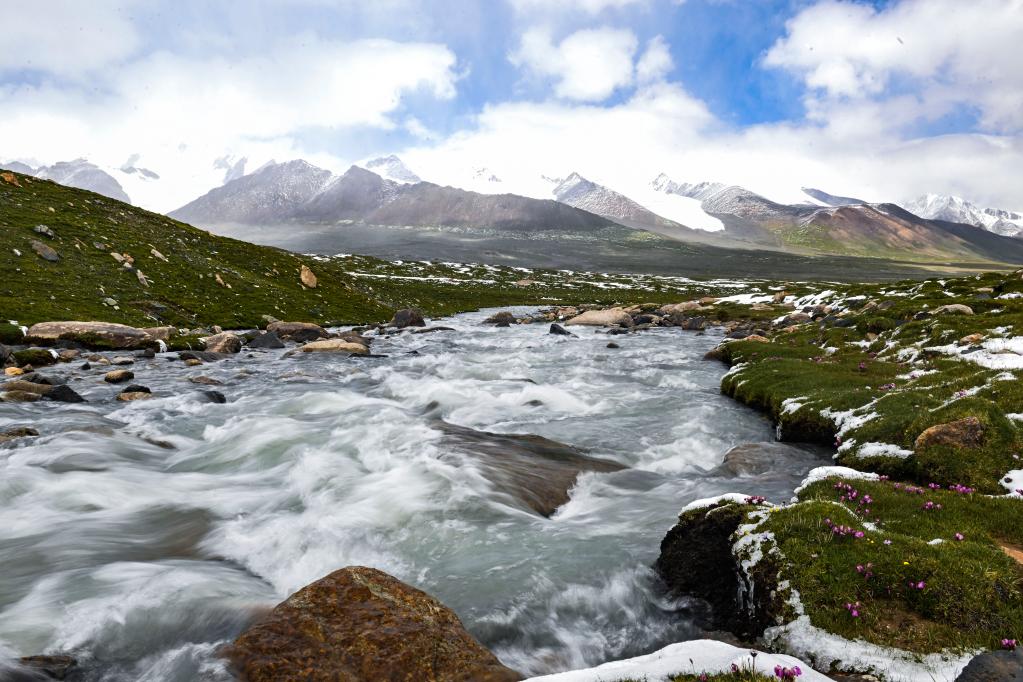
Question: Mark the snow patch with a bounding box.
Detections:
[523,639,831,682]
[679,493,752,514]
[794,466,879,494]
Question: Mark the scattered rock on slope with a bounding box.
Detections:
[225,565,521,682]
[914,416,985,450]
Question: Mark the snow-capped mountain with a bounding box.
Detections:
[801,187,867,207]
[551,172,683,231]
[32,159,131,203]
[170,159,334,224]
[362,155,422,184]
[904,194,1023,238]
[171,161,619,234]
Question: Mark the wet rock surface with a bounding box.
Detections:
[226,566,522,682]
[435,421,626,517]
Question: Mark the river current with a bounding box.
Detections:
[0,308,827,680]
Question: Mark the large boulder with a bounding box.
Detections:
[267,321,329,343]
[658,301,701,317]
[934,304,974,316]
[225,566,521,682]
[390,309,426,329]
[915,416,985,450]
[203,332,243,354]
[299,339,369,355]
[956,648,1023,681]
[564,308,633,327]
[300,264,318,289]
[26,321,154,349]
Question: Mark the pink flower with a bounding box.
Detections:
[954,533,965,541]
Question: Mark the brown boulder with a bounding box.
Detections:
[1,390,40,403]
[104,369,134,384]
[300,264,318,288]
[2,380,52,396]
[299,339,369,355]
[564,308,633,327]
[26,321,154,349]
[31,240,59,262]
[915,417,985,450]
[204,332,243,354]
[268,321,329,343]
[390,309,426,329]
[225,566,521,682]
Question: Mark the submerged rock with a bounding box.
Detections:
[179,350,229,363]
[435,421,626,517]
[225,565,521,682]
[45,385,84,403]
[485,311,516,325]
[0,427,39,444]
[12,654,78,680]
[548,323,575,337]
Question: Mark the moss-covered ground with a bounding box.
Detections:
[689,268,1023,664]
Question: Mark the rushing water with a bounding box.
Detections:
[0,308,828,680]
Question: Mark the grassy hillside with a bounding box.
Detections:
[0,169,396,328]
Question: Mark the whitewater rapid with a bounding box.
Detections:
[0,308,826,680]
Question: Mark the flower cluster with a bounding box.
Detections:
[774,665,802,680]
[745,495,767,505]
[954,389,968,399]
[922,500,943,511]
[825,518,865,538]
[834,481,875,518]
[1003,638,1017,650]
[855,562,875,579]
[908,579,926,590]
[844,601,862,618]
[948,483,975,494]
[879,382,896,391]
[893,482,926,495]
[954,532,965,541]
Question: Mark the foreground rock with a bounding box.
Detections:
[436,421,626,517]
[9,655,78,681]
[564,308,633,327]
[25,321,156,349]
[226,566,521,682]
[955,648,1023,681]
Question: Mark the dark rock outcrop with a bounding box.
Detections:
[390,309,426,329]
[248,331,286,349]
[225,566,521,682]
[267,321,328,343]
[956,648,1023,681]
[655,501,781,638]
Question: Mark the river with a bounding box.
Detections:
[0,308,828,680]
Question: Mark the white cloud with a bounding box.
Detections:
[509,0,648,14]
[765,0,1023,132]
[0,36,459,211]
[0,0,141,75]
[511,27,638,101]
[636,35,673,83]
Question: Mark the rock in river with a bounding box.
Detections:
[26,321,155,349]
[564,308,633,328]
[203,331,243,354]
[435,421,626,517]
[225,565,521,682]
[267,321,328,343]
[389,308,426,329]
[104,369,134,384]
[299,339,369,355]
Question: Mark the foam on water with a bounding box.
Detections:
[0,308,826,680]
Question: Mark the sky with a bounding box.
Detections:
[1,0,1022,212]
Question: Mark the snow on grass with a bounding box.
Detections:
[679,493,754,514]
[523,639,831,682]
[854,442,914,459]
[716,292,773,305]
[781,396,808,415]
[763,615,976,682]
[794,466,879,494]
[926,337,1023,370]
